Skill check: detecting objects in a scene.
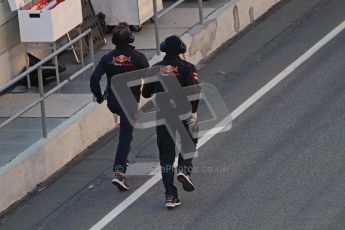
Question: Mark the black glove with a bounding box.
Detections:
[96,89,108,104]
[96,97,104,104]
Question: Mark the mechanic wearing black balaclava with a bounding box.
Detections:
[90,22,149,191]
[142,35,200,209]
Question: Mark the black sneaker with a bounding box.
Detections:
[177,171,195,192]
[112,172,129,191]
[165,195,181,209]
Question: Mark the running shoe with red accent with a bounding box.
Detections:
[177,170,195,192]
[112,172,129,191]
[165,195,181,209]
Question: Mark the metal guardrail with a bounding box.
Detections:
[152,0,204,55]
[0,29,95,138]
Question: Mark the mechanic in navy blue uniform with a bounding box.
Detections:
[142,35,199,208]
[90,23,149,191]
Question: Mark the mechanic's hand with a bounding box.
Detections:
[188,112,198,128]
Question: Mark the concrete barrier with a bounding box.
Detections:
[0,0,280,213]
[182,0,281,64]
[0,103,116,212]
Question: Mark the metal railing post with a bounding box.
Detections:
[25,44,31,89]
[88,32,97,102]
[88,33,95,69]
[37,66,48,138]
[52,42,60,85]
[198,0,204,24]
[78,27,85,67]
[153,0,161,55]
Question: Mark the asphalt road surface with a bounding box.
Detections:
[1,0,345,229]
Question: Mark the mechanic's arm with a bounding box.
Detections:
[90,56,106,103]
[139,54,150,69]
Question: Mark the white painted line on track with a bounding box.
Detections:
[89,20,345,230]
[198,19,345,146]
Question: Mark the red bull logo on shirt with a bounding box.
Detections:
[160,65,179,77]
[112,55,133,66]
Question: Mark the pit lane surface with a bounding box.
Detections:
[1,0,345,229]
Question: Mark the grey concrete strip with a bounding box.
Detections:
[0,94,92,118]
[0,117,65,131]
[0,129,43,144]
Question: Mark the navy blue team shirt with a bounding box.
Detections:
[142,55,200,113]
[90,44,149,113]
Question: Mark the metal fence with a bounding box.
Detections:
[0,29,95,138]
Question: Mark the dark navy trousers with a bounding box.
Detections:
[157,122,197,198]
[107,91,135,173]
[113,111,134,173]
